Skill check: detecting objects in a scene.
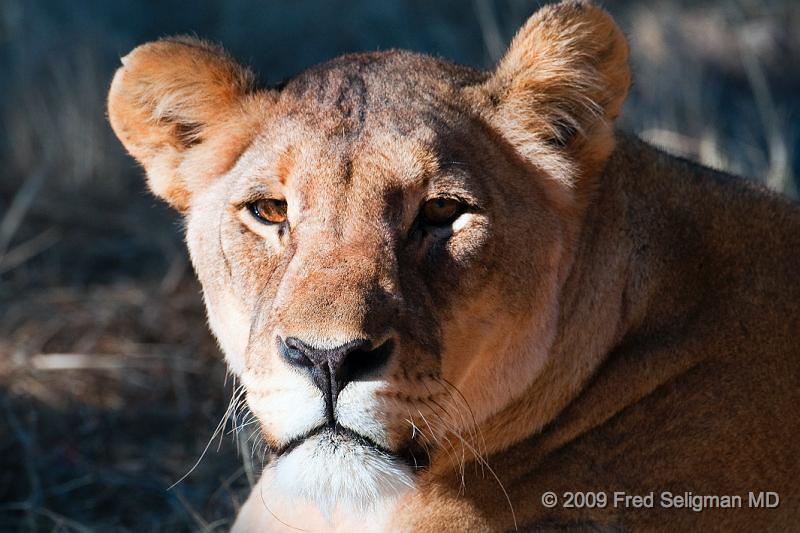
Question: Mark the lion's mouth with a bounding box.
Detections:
[274,425,429,471]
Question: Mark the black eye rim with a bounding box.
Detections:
[419,197,467,227]
[247,198,288,225]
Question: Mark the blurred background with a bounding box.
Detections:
[0,0,798,530]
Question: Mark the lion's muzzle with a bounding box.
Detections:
[278,335,395,423]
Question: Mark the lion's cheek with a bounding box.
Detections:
[203,288,251,375]
[185,194,251,375]
[438,254,561,426]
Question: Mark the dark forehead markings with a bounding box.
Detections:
[286,58,375,187]
[334,72,368,137]
[277,51,487,189]
[334,71,367,186]
[279,51,481,122]
[340,157,354,187]
[284,56,372,133]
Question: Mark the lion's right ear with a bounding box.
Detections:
[108,37,268,211]
[464,0,630,195]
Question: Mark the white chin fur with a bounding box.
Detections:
[267,431,415,517]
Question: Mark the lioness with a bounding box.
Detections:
[107,0,799,530]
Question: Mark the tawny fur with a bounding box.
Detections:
[108,1,799,531]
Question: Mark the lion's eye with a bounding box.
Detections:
[420,198,464,227]
[248,199,287,225]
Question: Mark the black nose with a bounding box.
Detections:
[278,336,394,422]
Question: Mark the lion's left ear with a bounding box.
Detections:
[465,0,630,189]
[108,37,270,211]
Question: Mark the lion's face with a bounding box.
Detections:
[185,54,571,508]
[108,1,629,513]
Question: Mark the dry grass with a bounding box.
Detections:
[0,280,257,531]
[0,0,798,531]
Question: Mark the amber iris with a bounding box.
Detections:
[249,199,288,225]
[421,198,463,226]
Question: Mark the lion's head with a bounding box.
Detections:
[108,0,629,514]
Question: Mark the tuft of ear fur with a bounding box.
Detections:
[108,37,268,211]
[465,0,630,192]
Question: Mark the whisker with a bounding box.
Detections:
[419,398,467,491]
[418,393,516,530]
[441,419,518,531]
[258,475,312,532]
[403,408,434,468]
[168,382,247,490]
[219,384,248,451]
[424,378,477,469]
[228,417,260,435]
[437,377,487,463]
[415,408,463,486]
[229,407,258,436]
